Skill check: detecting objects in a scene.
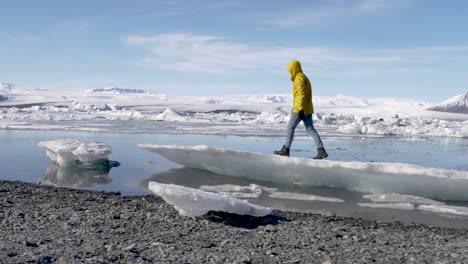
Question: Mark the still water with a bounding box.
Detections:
[1,129,468,228]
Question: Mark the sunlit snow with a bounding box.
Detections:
[1,85,467,138]
[148,181,271,217]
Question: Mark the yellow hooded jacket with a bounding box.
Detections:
[287,60,314,114]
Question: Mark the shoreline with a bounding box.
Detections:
[1,180,467,263]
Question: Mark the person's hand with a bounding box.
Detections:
[298,110,305,120]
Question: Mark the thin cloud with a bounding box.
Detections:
[261,0,414,29]
[54,19,92,33]
[7,34,42,46]
[125,33,468,77]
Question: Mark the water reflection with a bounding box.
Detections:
[40,161,120,188]
[141,167,468,229]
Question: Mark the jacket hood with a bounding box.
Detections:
[287,60,303,81]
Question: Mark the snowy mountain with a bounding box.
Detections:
[428,92,468,114]
[314,95,369,106]
[0,82,11,102]
[85,87,160,95]
[0,82,13,92]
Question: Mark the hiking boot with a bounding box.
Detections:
[313,148,328,159]
[273,145,290,156]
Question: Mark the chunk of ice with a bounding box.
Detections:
[139,145,468,201]
[268,192,344,203]
[38,139,113,167]
[148,181,271,217]
[200,184,277,198]
[417,204,468,217]
[363,193,444,205]
[358,203,415,210]
[200,183,344,202]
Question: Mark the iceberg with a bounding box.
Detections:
[38,139,116,168]
[139,145,468,201]
[148,181,271,217]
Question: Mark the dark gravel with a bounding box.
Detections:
[1,180,467,264]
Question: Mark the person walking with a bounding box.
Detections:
[274,60,328,159]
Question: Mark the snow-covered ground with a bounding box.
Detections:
[1,83,467,138]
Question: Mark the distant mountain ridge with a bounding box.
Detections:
[428,92,468,114]
[1,82,13,92]
[86,87,158,95]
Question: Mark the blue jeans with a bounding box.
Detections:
[284,113,324,149]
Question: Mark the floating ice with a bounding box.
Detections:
[363,193,444,205]
[148,181,271,217]
[38,139,114,167]
[268,192,344,203]
[201,183,343,202]
[358,203,415,210]
[417,204,468,217]
[200,184,277,198]
[336,115,468,138]
[69,101,121,112]
[139,145,468,201]
[0,95,7,102]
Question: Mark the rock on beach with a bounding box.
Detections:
[0,180,467,263]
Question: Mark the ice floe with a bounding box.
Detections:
[200,184,277,198]
[148,181,271,217]
[38,139,115,167]
[139,145,468,201]
[363,193,444,205]
[358,203,415,210]
[337,115,468,138]
[417,204,468,217]
[268,192,344,202]
[199,183,343,202]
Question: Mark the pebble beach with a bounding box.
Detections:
[1,180,467,264]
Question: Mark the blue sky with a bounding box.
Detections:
[1,0,467,102]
